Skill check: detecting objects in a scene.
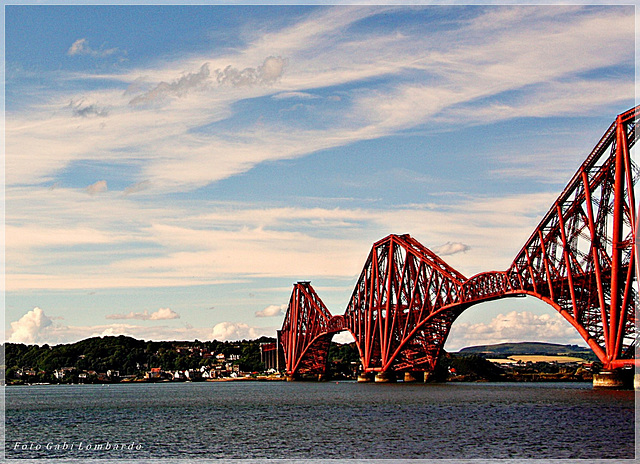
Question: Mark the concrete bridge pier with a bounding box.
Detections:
[403,371,419,382]
[357,372,374,383]
[374,372,397,383]
[592,370,634,389]
[403,371,430,383]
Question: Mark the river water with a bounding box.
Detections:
[4,381,636,462]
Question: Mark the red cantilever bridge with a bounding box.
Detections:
[280,106,638,382]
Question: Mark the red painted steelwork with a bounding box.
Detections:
[280,106,638,377]
[280,282,344,376]
[343,234,468,374]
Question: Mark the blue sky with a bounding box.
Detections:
[4,4,636,350]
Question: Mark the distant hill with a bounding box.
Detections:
[455,342,597,361]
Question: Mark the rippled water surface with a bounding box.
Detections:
[5,381,635,460]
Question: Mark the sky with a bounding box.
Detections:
[4,4,636,351]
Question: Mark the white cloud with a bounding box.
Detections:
[67,38,120,58]
[255,304,287,318]
[129,63,211,106]
[123,180,151,195]
[68,38,89,56]
[446,310,585,352]
[272,91,318,100]
[86,180,108,195]
[433,242,470,256]
[211,322,273,341]
[9,307,53,344]
[150,308,179,320]
[214,56,287,87]
[127,56,287,107]
[106,307,180,321]
[333,331,357,344]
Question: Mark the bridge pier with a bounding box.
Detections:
[403,371,430,383]
[592,370,634,389]
[357,372,374,383]
[374,372,397,383]
[403,371,419,383]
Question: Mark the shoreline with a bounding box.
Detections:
[6,377,595,386]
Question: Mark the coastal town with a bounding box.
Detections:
[13,350,255,384]
[4,336,291,385]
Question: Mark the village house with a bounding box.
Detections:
[53,367,75,380]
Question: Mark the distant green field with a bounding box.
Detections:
[456,342,597,361]
[488,355,588,364]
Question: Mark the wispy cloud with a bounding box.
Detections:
[433,242,470,256]
[129,63,211,106]
[5,224,119,253]
[127,56,287,107]
[272,91,318,100]
[5,186,556,292]
[106,308,180,321]
[69,99,109,118]
[8,6,632,193]
[123,180,151,196]
[86,180,108,195]
[67,38,121,58]
[213,56,287,87]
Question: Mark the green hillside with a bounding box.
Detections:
[456,342,597,361]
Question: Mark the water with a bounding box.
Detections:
[4,381,636,461]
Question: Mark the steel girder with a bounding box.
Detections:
[280,106,638,377]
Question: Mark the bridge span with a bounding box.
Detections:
[279,106,638,385]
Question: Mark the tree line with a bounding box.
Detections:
[4,335,272,383]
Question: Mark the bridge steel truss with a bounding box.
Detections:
[279,106,638,378]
